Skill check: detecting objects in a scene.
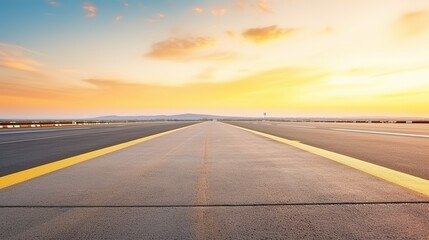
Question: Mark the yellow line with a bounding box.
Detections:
[228,124,429,197]
[0,125,193,189]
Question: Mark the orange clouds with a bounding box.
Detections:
[75,67,326,110]
[232,0,274,13]
[82,3,97,17]
[2,64,429,117]
[0,58,39,72]
[242,25,297,43]
[393,9,429,39]
[0,67,327,116]
[145,37,216,60]
[0,43,42,73]
[257,0,272,13]
[225,31,236,37]
[192,1,274,17]
[211,7,226,16]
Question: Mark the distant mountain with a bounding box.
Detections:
[89,113,239,121]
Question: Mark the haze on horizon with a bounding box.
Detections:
[1,0,428,119]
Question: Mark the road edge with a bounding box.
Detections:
[225,122,429,198]
[0,124,197,189]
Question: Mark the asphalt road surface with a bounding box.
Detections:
[228,121,429,180]
[0,122,197,176]
[0,122,428,239]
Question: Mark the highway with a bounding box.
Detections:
[0,122,197,176]
[228,121,429,180]
[0,121,428,239]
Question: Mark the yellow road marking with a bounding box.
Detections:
[228,124,429,197]
[0,125,193,189]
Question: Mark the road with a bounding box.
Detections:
[228,121,429,180]
[0,121,428,239]
[0,122,197,176]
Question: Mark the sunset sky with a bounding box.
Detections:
[1,0,429,118]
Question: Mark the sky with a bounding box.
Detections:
[1,0,429,118]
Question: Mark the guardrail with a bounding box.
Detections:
[0,120,193,129]
[0,121,112,129]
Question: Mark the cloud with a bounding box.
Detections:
[76,67,327,111]
[3,66,427,117]
[0,43,42,73]
[393,9,429,39]
[211,7,226,16]
[84,79,136,89]
[242,25,297,43]
[225,31,236,37]
[158,13,165,18]
[115,15,123,22]
[232,0,275,13]
[199,52,239,61]
[194,68,217,81]
[193,7,204,14]
[0,78,67,100]
[120,0,129,7]
[321,26,334,34]
[82,3,97,17]
[257,0,272,13]
[45,0,59,6]
[232,0,247,11]
[145,37,216,60]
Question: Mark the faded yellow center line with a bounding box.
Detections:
[0,125,194,189]
[227,124,429,198]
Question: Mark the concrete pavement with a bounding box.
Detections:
[0,121,197,176]
[228,121,429,179]
[1,122,428,239]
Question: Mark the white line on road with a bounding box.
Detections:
[280,124,317,129]
[332,128,429,138]
[0,126,138,145]
[0,133,94,145]
[0,128,90,135]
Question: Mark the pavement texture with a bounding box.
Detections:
[0,122,197,176]
[0,122,428,239]
[228,121,429,179]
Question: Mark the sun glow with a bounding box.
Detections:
[0,0,428,118]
